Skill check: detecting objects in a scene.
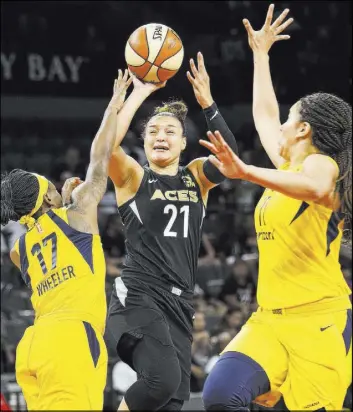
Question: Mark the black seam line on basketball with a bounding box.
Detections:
[151,27,170,66]
[128,39,149,62]
[157,66,176,72]
[143,63,154,80]
[144,26,150,64]
[157,43,183,67]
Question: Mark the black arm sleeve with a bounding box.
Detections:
[202,102,239,184]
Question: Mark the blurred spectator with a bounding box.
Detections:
[205,330,233,374]
[219,259,256,308]
[211,307,244,337]
[191,312,212,392]
[51,146,87,189]
[101,214,126,259]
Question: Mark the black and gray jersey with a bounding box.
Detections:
[118,166,206,293]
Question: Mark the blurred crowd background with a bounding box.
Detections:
[1,1,352,410]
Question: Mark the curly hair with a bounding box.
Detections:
[142,99,188,138]
[1,169,39,225]
[299,93,352,242]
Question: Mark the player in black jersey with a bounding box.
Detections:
[107,53,239,411]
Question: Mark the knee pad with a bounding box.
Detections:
[203,352,270,411]
[125,335,181,410]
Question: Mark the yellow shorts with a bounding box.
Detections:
[16,319,108,410]
[223,307,352,411]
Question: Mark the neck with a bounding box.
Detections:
[149,159,180,176]
[289,145,318,168]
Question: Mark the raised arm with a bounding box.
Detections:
[243,4,293,168]
[69,71,132,213]
[186,52,239,193]
[200,131,338,205]
[109,76,166,188]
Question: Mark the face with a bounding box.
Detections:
[232,261,249,284]
[44,181,62,208]
[227,310,243,329]
[144,115,186,167]
[279,101,311,160]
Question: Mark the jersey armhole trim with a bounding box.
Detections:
[184,165,207,208]
[117,169,149,213]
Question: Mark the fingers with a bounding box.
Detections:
[274,17,294,35]
[186,70,196,86]
[275,34,291,42]
[199,139,219,154]
[125,76,133,89]
[264,4,275,29]
[123,68,129,82]
[212,130,227,148]
[206,131,222,149]
[242,19,254,36]
[271,8,289,29]
[189,58,198,78]
[197,52,206,75]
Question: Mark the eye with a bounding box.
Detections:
[166,131,175,135]
[149,130,157,135]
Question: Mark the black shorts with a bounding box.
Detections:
[106,276,195,401]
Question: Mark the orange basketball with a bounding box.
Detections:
[125,23,184,83]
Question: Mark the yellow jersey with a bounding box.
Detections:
[14,208,107,334]
[254,159,351,309]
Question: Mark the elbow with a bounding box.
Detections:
[308,186,330,202]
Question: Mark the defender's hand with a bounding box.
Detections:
[187,52,214,109]
[200,131,249,180]
[243,4,294,54]
[62,177,83,206]
[109,69,133,112]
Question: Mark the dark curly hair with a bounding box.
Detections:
[1,169,39,225]
[299,93,352,242]
[142,99,188,138]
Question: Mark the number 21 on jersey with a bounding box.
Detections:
[163,204,189,238]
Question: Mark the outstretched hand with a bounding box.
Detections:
[187,52,214,109]
[243,4,294,54]
[129,71,167,95]
[200,131,249,180]
[109,69,133,111]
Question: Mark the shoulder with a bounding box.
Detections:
[185,158,207,188]
[48,207,69,222]
[302,154,339,178]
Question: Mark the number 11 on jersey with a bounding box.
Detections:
[164,204,189,238]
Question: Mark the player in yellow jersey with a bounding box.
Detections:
[0,70,134,410]
[201,5,352,412]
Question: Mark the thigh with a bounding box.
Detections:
[16,327,39,411]
[168,315,192,401]
[31,320,107,410]
[279,309,352,411]
[223,311,289,394]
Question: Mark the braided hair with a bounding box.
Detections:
[299,93,352,242]
[1,169,39,225]
[142,99,188,138]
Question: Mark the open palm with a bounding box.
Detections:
[243,4,294,54]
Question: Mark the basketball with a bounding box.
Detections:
[125,23,184,83]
